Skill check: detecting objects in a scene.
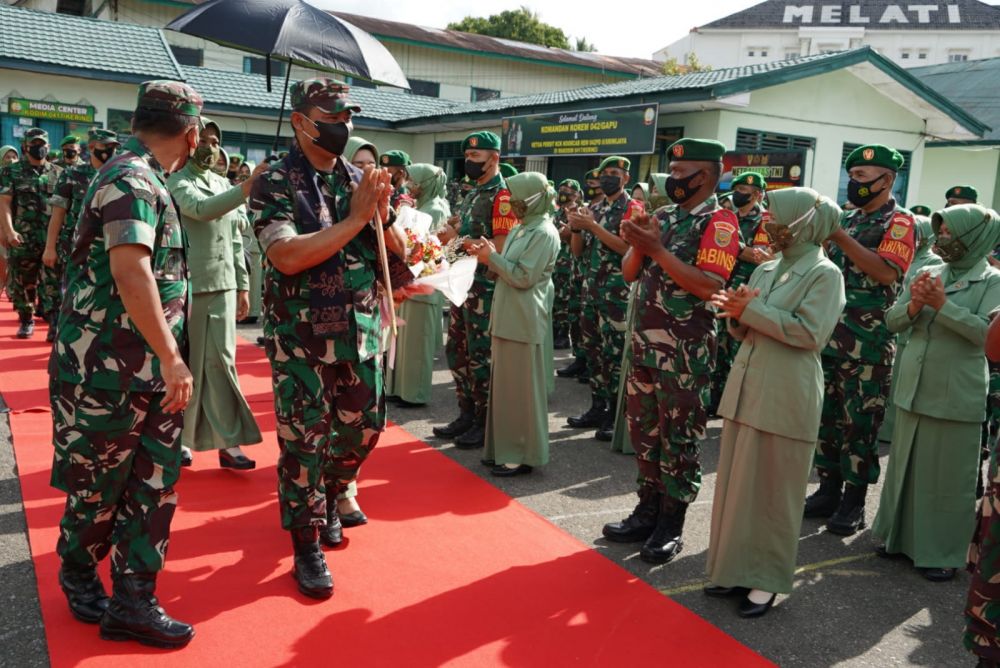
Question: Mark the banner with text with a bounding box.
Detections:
[7,98,95,124]
[722,150,807,191]
[501,103,658,158]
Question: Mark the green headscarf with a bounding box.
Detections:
[0,145,19,162]
[631,182,649,200]
[765,187,842,265]
[407,163,450,229]
[931,204,1000,272]
[345,135,379,164]
[506,172,554,228]
[648,173,670,209]
[913,215,935,251]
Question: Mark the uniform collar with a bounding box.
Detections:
[677,194,718,218]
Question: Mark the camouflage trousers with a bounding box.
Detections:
[965,437,1000,662]
[712,326,740,409]
[445,278,494,419]
[7,238,45,319]
[50,381,183,575]
[627,364,710,504]
[592,291,628,403]
[815,355,891,486]
[270,356,384,530]
[552,246,575,334]
[983,362,1000,453]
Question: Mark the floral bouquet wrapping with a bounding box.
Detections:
[396,207,478,307]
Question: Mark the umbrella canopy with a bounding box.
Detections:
[165,0,409,89]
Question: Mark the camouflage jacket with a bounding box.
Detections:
[458,173,518,285]
[553,207,574,277]
[823,200,916,365]
[0,159,60,242]
[632,195,740,374]
[586,193,644,306]
[730,202,768,287]
[52,137,188,393]
[250,144,410,366]
[50,162,97,253]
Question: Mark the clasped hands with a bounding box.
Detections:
[619,211,664,256]
[348,166,393,227]
[711,284,761,321]
[909,271,946,312]
[465,237,496,264]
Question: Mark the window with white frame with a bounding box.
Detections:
[900,49,911,60]
[948,50,970,62]
[746,47,768,58]
[917,50,929,60]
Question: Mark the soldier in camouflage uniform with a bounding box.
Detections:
[380,149,412,208]
[603,139,739,565]
[551,179,581,349]
[249,78,412,600]
[42,129,120,342]
[0,127,60,338]
[55,134,84,170]
[804,144,916,536]
[432,131,518,448]
[558,169,603,381]
[710,171,771,413]
[566,156,644,442]
[50,81,200,648]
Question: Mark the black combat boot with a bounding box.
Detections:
[45,312,58,342]
[640,496,688,564]
[290,526,334,599]
[433,410,475,439]
[319,498,344,548]
[59,564,110,624]
[99,573,194,648]
[594,413,615,442]
[826,483,867,536]
[16,313,34,339]
[803,471,843,519]
[602,486,661,543]
[553,325,570,350]
[556,357,586,378]
[567,395,607,429]
[455,417,486,450]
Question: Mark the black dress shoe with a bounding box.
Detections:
[290,527,333,599]
[180,449,193,467]
[99,574,194,648]
[481,458,495,467]
[454,423,486,449]
[433,412,474,439]
[921,567,957,582]
[874,545,908,560]
[703,585,750,598]
[59,565,110,624]
[738,593,776,618]
[490,464,533,477]
[338,510,368,527]
[218,450,256,470]
[395,398,426,408]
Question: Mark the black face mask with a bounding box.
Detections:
[464,158,487,180]
[557,193,572,205]
[599,174,622,196]
[305,118,351,156]
[93,147,115,164]
[63,149,78,161]
[847,174,887,208]
[731,191,753,209]
[27,144,48,160]
[585,186,599,199]
[665,170,703,204]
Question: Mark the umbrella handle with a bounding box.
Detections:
[374,209,397,338]
[272,62,293,154]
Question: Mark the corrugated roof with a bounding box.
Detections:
[702,0,1000,30]
[0,4,182,81]
[910,57,1000,140]
[180,66,455,123]
[332,12,662,77]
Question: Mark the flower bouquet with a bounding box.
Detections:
[396,207,478,307]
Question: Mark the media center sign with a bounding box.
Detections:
[7,98,95,124]
[501,103,659,158]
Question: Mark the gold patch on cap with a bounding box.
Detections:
[953,187,961,195]
[469,137,479,147]
[381,155,389,164]
[672,144,684,158]
[863,148,875,160]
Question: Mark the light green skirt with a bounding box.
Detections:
[388,294,444,404]
[182,290,263,451]
[485,336,550,467]
[243,232,263,319]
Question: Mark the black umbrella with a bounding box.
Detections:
[166,0,409,150]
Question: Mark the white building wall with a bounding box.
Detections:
[918,146,1000,209]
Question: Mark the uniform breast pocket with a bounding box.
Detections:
[152,218,187,282]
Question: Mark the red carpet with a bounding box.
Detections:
[1,302,772,667]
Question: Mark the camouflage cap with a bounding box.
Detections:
[60,134,81,147]
[136,80,203,118]
[731,171,767,190]
[498,162,519,178]
[88,128,120,145]
[946,185,978,202]
[845,144,904,172]
[462,131,501,152]
[23,128,48,144]
[667,138,727,162]
[910,204,932,217]
[380,150,411,167]
[598,155,631,172]
[291,78,361,114]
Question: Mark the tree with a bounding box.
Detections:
[447,6,571,50]
[573,37,597,52]
[661,52,713,76]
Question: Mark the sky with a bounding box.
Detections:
[306,0,762,59]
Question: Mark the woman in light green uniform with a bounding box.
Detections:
[167,119,262,469]
[390,163,449,406]
[707,188,845,617]
[474,173,560,477]
[232,160,263,323]
[873,204,1000,582]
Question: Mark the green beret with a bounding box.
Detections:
[845,144,904,172]
[291,77,361,114]
[462,131,501,152]
[731,171,767,190]
[946,185,978,202]
[559,179,581,191]
[47,150,59,160]
[498,162,519,178]
[667,138,726,162]
[585,169,600,181]
[380,150,411,167]
[229,154,244,164]
[910,205,932,217]
[23,128,48,144]
[136,80,203,118]
[598,155,631,172]
[60,135,80,147]
[88,129,119,145]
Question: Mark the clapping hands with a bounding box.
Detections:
[910,272,946,311]
[620,211,663,256]
[711,284,761,320]
[465,236,496,264]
